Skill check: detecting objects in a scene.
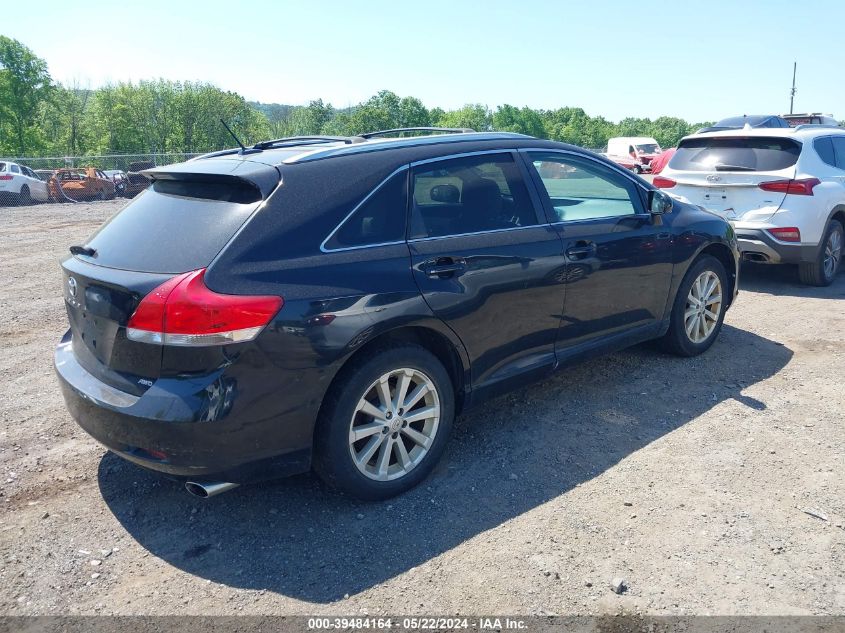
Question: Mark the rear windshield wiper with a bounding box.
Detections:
[713,163,757,172]
[69,245,96,257]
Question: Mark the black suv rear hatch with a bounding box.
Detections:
[61,158,279,395]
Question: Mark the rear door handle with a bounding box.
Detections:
[565,241,596,260]
[423,257,466,278]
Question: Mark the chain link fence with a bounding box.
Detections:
[0,152,206,207]
[1,152,204,172]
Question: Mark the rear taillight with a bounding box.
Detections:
[758,178,820,196]
[0,174,13,181]
[126,269,283,346]
[653,176,676,189]
[767,227,801,243]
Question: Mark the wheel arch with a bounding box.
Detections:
[318,323,470,426]
[829,205,845,230]
[696,242,737,308]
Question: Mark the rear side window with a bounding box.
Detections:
[410,154,536,239]
[670,137,801,172]
[324,170,407,250]
[79,180,258,273]
[815,137,836,167]
[831,137,845,170]
[10,164,20,174]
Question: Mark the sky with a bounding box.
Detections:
[4,0,844,123]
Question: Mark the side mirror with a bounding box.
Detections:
[649,189,673,215]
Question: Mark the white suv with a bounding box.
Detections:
[0,161,50,206]
[654,126,845,286]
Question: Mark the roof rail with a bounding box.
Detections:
[359,127,475,139]
[792,124,844,132]
[253,135,365,150]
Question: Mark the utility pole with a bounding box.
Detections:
[790,62,797,114]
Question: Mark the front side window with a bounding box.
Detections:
[410,153,536,239]
[528,152,641,222]
[324,170,408,250]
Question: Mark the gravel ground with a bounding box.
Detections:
[1,199,844,616]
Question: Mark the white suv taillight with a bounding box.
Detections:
[126,269,283,346]
[758,178,820,196]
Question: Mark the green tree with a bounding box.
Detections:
[435,104,491,131]
[492,104,546,137]
[0,36,53,154]
[397,96,431,128]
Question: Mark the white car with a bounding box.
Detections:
[0,161,50,205]
[654,126,845,286]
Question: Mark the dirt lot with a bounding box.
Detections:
[1,199,844,616]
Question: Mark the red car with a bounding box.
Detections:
[649,148,676,175]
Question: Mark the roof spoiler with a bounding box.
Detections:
[142,158,281,199]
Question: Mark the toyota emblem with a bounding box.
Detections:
[706,174,722,183]
[67,276,78,298]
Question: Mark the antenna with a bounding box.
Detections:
[219,118,246,153]
[789,62,797,115]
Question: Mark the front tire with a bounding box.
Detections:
[314,344,455,500]
[661,254,728,357]
[799,221,842,287]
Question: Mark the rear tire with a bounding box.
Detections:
[314,344,455,500]
[661,254,728,357]
[18,186,31,206]
[798,221,842,286]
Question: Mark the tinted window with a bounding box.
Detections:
[815,137,836,167]
[80,181,258,273]
[528,153,640,222]
[10,164,20,174]
[324,170,407,249]
[831,137,845,170]
[0,163,5,172]
[410,154,536,239]
[670,137,801,172]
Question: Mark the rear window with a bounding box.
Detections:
[670,137,801,172]
[79,180,258,273]
[0,163,5,172]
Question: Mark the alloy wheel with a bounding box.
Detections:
[684,270,722,344]
[824,227,842,280]
[348,367,440,481]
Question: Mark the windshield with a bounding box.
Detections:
[670,137,801,172]
[635,144,660,154]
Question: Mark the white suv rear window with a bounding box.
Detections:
[670,137,801,172]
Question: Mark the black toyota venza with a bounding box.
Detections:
[55,129,739,500]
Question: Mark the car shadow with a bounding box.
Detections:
[98,324,791,604]
[740,262,845,299]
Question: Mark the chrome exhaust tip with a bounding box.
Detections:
[184,481,239,498]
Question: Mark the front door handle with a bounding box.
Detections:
[423,257,466,278]
[565,241,596,260]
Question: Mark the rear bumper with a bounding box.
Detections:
[734,228,820,264]
[54,331,313,483]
